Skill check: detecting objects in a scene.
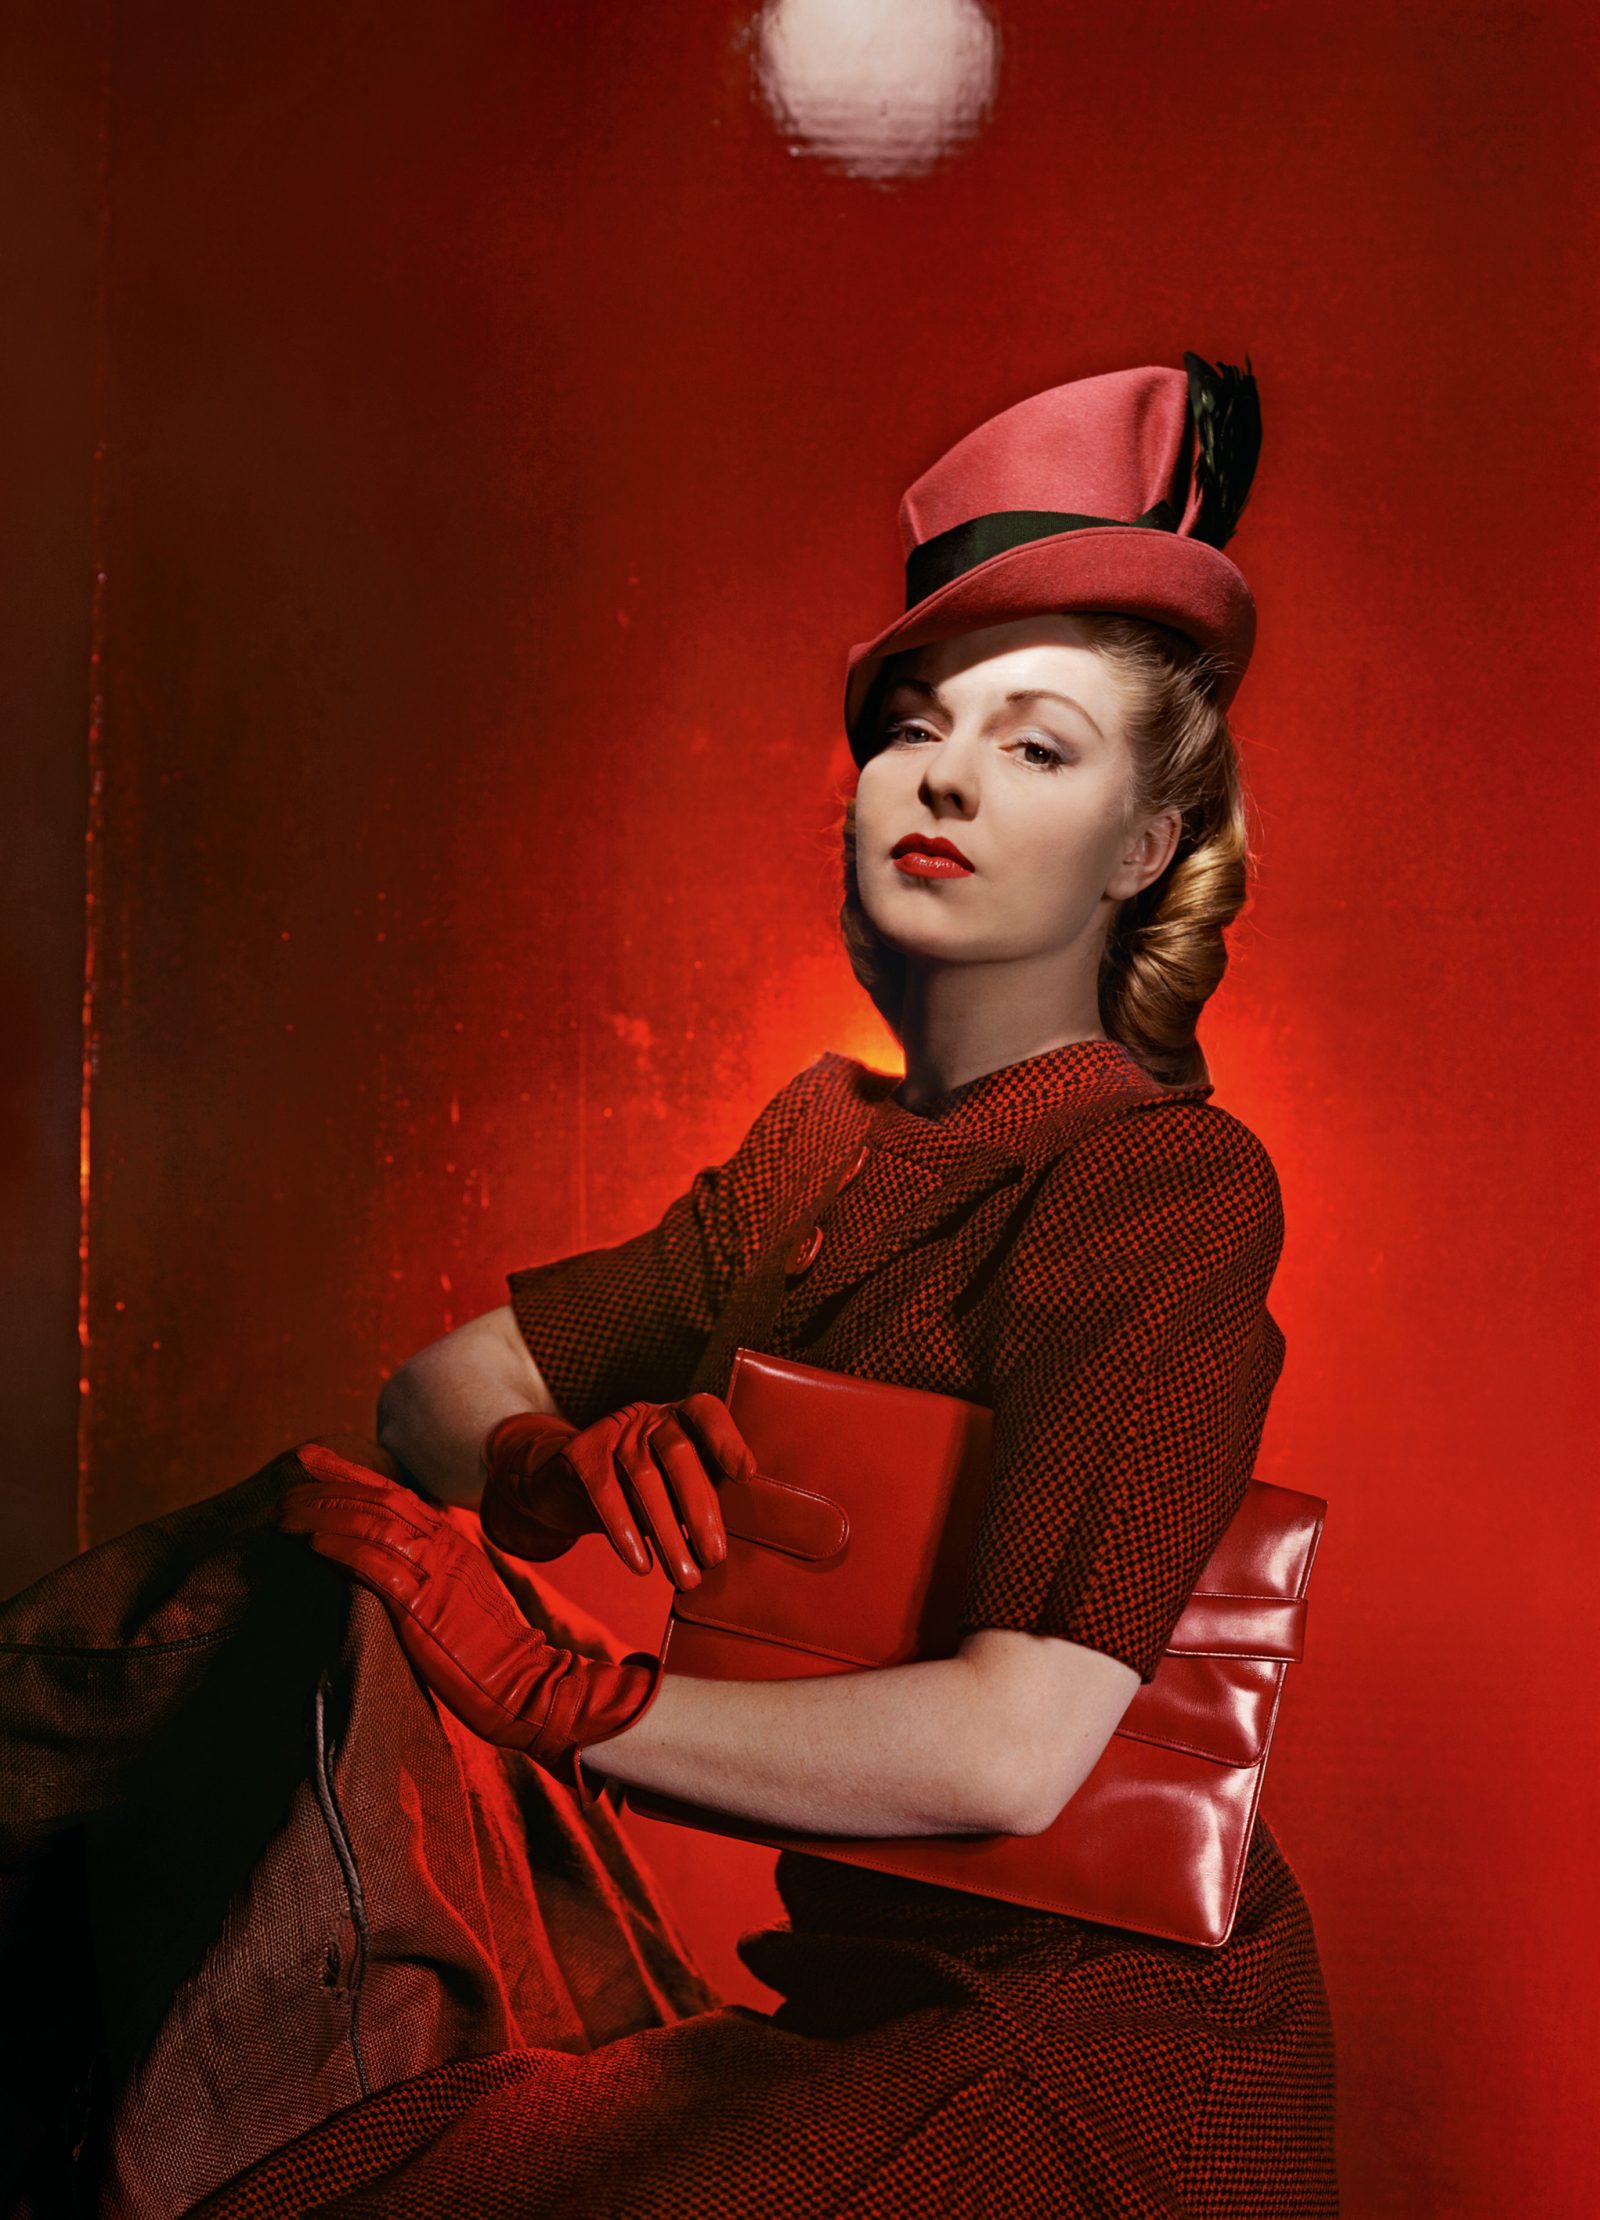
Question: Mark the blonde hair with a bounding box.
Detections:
[838,615,1254,1089]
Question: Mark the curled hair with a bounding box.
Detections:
[838,616,1255,1089]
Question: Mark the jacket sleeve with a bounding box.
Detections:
[503,1059,830,1430]
[960,1101,1287,1682]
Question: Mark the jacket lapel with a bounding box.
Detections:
[775,1071,1215,1332]
[779,1143,1027,1323]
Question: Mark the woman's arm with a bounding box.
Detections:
[376,1303,559,1509]
[302,1401,1141,1836]
[585,1629,1141,1838]
[373,1296,1140,1837]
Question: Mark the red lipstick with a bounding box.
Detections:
[890,833,975,880]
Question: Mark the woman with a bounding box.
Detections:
[1,358,1337,2220]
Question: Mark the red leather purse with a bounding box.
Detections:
[626,1346,1326,1948]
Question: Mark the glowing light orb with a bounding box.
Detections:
[750,0,1001,182]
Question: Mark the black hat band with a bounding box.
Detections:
[903,502,1178,612]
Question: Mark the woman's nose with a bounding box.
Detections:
[918,735,980,815]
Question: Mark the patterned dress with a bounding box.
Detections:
[188,1036,1337,2219]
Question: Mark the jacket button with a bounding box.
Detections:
[836,1142,871,1191]
[785,1225,824,1276]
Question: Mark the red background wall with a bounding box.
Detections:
[8,5,1597,2213]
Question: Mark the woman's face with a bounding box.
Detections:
[853,614,1180,973]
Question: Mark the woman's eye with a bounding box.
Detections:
[877,720,1065,769]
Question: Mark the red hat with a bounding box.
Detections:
[843,354,1261,763]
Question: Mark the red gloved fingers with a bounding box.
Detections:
[621,1391,753,1590]
[614,1406,701,1590]
[279,1487,437,1547]
[564,1397,747,1590]
[284,1479,584,1743]
[604,1404,710,1591]
[289,1442,441,1519]
[289,1519,430,1616]
[279,1471,443,1566]
[479,1395,750,1590]
[281,1479,543,1655]
[279,1467,445,1599]
[283,1493,658,1781]
[674,1393,761,1487]
[308,1529,585,1756]
[560,1415,654,1578]
[283,1439,663,1789]
[634,1408,727,1579]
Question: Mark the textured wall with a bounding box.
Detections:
[1,2,100,1602]
[26,3,1600,2212]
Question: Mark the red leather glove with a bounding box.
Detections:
[479,1393,757,1591]
[279,1443,660,1799]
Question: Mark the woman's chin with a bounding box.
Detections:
[863,881,980,947]
[867,915,986,966]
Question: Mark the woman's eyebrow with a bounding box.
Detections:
[883,677,1105,743]
[1002,687,1105,741]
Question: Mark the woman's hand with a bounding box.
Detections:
[279,1442,660,1795]
[478,1393,756,1590]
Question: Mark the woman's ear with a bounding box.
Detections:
[1105,807,1182,901]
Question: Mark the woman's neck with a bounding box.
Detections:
[894,952,1109,1108]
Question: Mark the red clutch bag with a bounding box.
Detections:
[626,1346,1326,1948]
